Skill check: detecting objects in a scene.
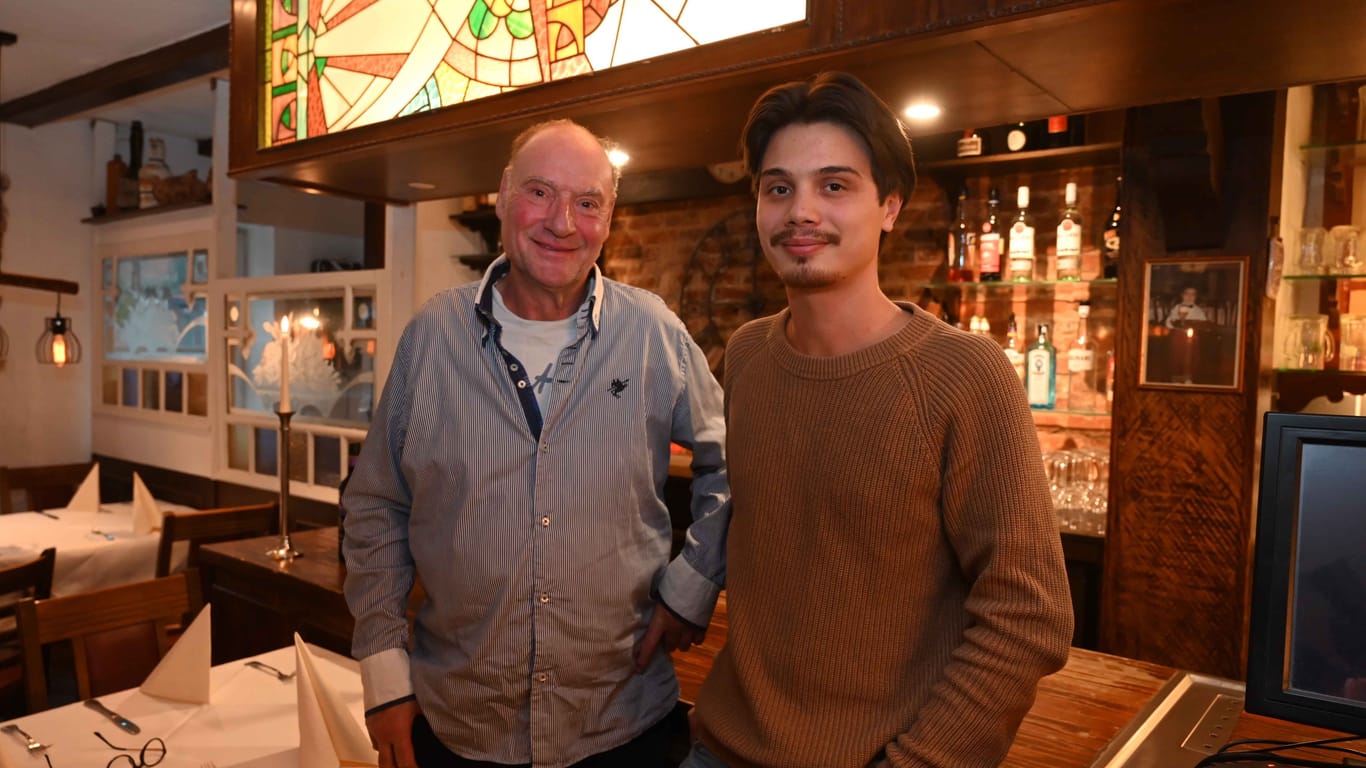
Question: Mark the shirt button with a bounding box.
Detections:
[537,673,548,683]
[539,593,550,604]
[516,380,527,389]
[510,363,519,371]
[540,442,549,453]
[541,516,550,527]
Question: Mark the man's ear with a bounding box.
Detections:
[495,170,510,219]
[881,192,904,232]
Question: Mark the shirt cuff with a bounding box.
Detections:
[359,647,413,712]
[657,556,721,629]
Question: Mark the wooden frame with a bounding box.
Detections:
[1138,256,1247,391]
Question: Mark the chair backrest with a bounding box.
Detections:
[0,462,94,514]
[154,502,279,577]
[0,548,56,609]
[16,572,202,712]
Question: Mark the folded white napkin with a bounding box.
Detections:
[140,603,211,703]
[131,472,163,535]
[295,633,378,768]
[65,463,100,511]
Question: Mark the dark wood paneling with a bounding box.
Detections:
[1102,93,1274,678]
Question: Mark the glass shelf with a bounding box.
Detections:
[922,278,1117,289]
[1281,271,1366,281]
[1029,409,1112,430]
[1299,139,1366,166]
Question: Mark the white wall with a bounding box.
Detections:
[0,120,95,467]
[415,197,483,309]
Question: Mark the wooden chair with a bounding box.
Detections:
[0,548,56,715]
[154,501,279,577]
[0,462,94,514]
[15,572,202,712]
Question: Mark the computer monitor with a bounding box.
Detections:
[1246,411,1366,736]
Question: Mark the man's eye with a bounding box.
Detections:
[579,199,599,210]
[825,182,846,192]
[766,184,790,196]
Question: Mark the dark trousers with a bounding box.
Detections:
[411,712,674,768]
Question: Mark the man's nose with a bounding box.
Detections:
[546,195,577,235]
[786,186,818,225]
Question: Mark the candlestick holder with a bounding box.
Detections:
[265,409,303,561]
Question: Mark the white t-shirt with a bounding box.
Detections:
[492,287,580,414]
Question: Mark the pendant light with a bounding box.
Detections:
[36,293,80,366]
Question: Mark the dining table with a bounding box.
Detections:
[0,643,364,768]
[0,501,196,597]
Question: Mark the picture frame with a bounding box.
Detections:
[1139,256,1247,391]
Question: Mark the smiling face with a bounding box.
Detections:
[495,123,616,318]
[755,121,902,292]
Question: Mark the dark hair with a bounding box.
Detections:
[741,71,916,203]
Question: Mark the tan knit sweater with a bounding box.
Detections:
[694,305,1073,768]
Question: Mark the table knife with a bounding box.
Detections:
[85,698,140,734]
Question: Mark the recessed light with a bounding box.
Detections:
[607,148,630,168]
[904,102,942,121]
[407,181,437,190]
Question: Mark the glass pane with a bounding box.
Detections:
[354,295,374,329]
[102,257,114,289]
[226,298,243,328]
[122,368,139,407]
[234,290,376,426]
[255,426,278,477]
[192,249,209,284]
[102,365,119,406]
[187,372,208,416]
[165,371,184,413]
[227,423,252,471]
[106,251,208,363]
[314,434,342,488]
[142,369,160,410]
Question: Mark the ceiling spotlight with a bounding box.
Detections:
[607,148,630,168]
[407,181,437,190]
[904,102,942,122]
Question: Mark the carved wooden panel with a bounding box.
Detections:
[1102,93,1274,678]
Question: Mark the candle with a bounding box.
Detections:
[279,314,291,412]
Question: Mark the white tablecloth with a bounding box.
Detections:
[0,644,365,768]
[0,501,195,597]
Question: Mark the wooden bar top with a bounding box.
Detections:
[676,593,1353,768]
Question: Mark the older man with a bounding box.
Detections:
[344,119,730,768]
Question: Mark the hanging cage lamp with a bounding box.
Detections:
[36,294,80,366]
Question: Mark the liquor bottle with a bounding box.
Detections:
[138,137,171,209]
[1007,186,1036,282]
[947,187,977,282]
[1056,182,1083,281]
[1102,176,1123,279]
[979,188,1002,281]
[1004,314,1026,383]
[1044,115,1085,148]
[956,129,984,158]
[1026,323,1057,410]
[1067,303,1097,412]
[1105,350,1116,413]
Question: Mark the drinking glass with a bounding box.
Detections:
[1340,314,1366,371]
[1328,225,1362,275]
[1282,314,1335,370]
[1297,227,1327,275]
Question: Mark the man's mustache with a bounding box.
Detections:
[771,228,841,247]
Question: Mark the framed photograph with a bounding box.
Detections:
[1140,256,1247,391]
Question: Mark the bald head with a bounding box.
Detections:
[506,119,622,194]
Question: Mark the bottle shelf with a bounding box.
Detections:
[1298,139,1366,166]
[921,142,1122,174]
[1029,408,1112,430]
[1281,271,1366,281]
[81,200,213,225]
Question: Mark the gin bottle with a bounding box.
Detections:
[1026,323,1057,410]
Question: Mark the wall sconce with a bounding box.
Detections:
[35,294,81,366]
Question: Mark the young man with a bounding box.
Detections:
[686,72,1073,768]
[344,120,730,768]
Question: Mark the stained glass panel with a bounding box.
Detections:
[260,0,806,147]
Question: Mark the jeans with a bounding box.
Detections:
[679,740,730,768]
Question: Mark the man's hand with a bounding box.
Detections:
[635,604,706,672]
[366,699,420,768]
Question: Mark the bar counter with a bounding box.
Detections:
[200,528,1349,766]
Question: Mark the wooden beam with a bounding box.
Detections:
[0,271,80,295]
[0,25,229,128]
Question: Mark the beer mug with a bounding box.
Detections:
[1328,225,1362,275]
[1282,314,1335,370]
[1297,227,1327,275]
[1340,314,1366,371]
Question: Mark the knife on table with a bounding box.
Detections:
[85,699,140,734]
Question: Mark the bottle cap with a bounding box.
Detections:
[1065,182,1077,205]
[1078,303,1091,319]
[1017,186,1030,207]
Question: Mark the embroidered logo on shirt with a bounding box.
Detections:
[609,378,630,398]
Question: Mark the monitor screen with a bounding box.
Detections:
[1247,412,1366,736]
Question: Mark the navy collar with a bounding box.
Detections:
[475,256,603,343]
